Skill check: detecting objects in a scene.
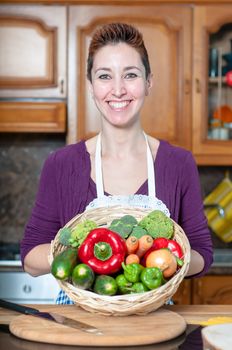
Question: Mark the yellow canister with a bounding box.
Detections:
[204,175,232,243]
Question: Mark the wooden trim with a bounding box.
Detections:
[0,15,57,89]
[0,101,66,132]
[195,153,232,165]
[1,1,232,5]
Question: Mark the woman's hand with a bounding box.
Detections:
[185,249,205,277]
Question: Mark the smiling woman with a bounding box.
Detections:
[21,22,213,305]
[88,42,152,129]
[87,23,152,130]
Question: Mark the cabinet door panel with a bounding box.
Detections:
[0,5,67,98]
[68,5,192,149]
[0,16,56,88]
[193,275,232,304]
[172,279,192,305]
[193,5,232,165]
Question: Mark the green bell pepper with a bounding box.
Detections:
[122,262,144,283]
[131,282,149,294]
[140,267,163,290]
[115,274,132,294]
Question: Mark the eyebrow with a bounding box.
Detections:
[124,66,142,72]
[94,66,142,73]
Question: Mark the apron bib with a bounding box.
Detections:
[86,132,170,216]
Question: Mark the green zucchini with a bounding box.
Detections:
[51,247,78,280]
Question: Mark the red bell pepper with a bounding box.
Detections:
[141,237,183,266]
[78,228,126,275]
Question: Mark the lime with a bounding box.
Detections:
[72,263,95,290]
[93,275,118,296]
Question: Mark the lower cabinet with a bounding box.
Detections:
[172,279,192,305]
[172,275,232,305]
[192,275,232,304]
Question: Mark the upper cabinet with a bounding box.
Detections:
[67,4,192,148]
[0,5,67,98]
[1,1,232,164]
[0,5,67,133]
[193,5,232,165]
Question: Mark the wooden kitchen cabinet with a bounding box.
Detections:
[1,0,232,163]
[173,275,232,305]
[172,279,192,305]
[0,5,67,98]
[0,101,66,132]
[0,4,67,132]
[192,5,232,165]
[192,275,232,304]
[67,4,192,147]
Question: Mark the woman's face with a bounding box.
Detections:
[89,42,152,128]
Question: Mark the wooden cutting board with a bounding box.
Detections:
[9,306,186,346]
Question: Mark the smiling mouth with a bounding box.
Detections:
[108,101,130,109]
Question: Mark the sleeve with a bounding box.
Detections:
[20,152,61,267]
[179,152,213,278]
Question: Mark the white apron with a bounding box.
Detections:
[56,132,171,304]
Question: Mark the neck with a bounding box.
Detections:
[100,127,146,158]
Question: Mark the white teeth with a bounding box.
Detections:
[109,101,129,109]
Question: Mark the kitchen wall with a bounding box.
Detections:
[0,134,232,249]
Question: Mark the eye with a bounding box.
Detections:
[98,74,111,80]
[124,72,138,79]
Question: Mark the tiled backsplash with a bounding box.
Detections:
[0,134,65,244]
[0,134,232,249]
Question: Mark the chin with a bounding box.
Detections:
[105,114,139,128]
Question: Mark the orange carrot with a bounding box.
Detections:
[125,236,139,254]
[125,254,140,265]
[136,235,154,258]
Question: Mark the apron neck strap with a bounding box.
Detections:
[95,132,156,198]
[95,133,105,198]
[144,132,156,197]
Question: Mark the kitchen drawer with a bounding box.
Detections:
[0,272,60,304]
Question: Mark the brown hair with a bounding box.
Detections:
[87,22,151,82]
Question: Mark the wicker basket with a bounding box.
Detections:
[50,206,191,316]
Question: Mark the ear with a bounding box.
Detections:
[145,73,153,96]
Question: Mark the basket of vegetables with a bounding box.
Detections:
[50,206,191,316]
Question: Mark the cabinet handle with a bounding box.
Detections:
[195,78,201,93]
[59,78,64,94]
[184,79,191,94]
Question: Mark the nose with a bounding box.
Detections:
[111,77,126,97]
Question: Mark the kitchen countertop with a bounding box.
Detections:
[0,305,232,350]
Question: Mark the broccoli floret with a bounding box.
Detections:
[130,226,147,239]
[139,210,174,239]
[69,220,97,247]
[109,218,133,239]
[109,215,137,239]
[58,227,72,246]
[120,215,138,226]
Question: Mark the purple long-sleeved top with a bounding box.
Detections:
[21,139,213,277]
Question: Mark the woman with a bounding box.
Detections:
[21,23,213,303]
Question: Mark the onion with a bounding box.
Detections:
[145,249,177,278]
